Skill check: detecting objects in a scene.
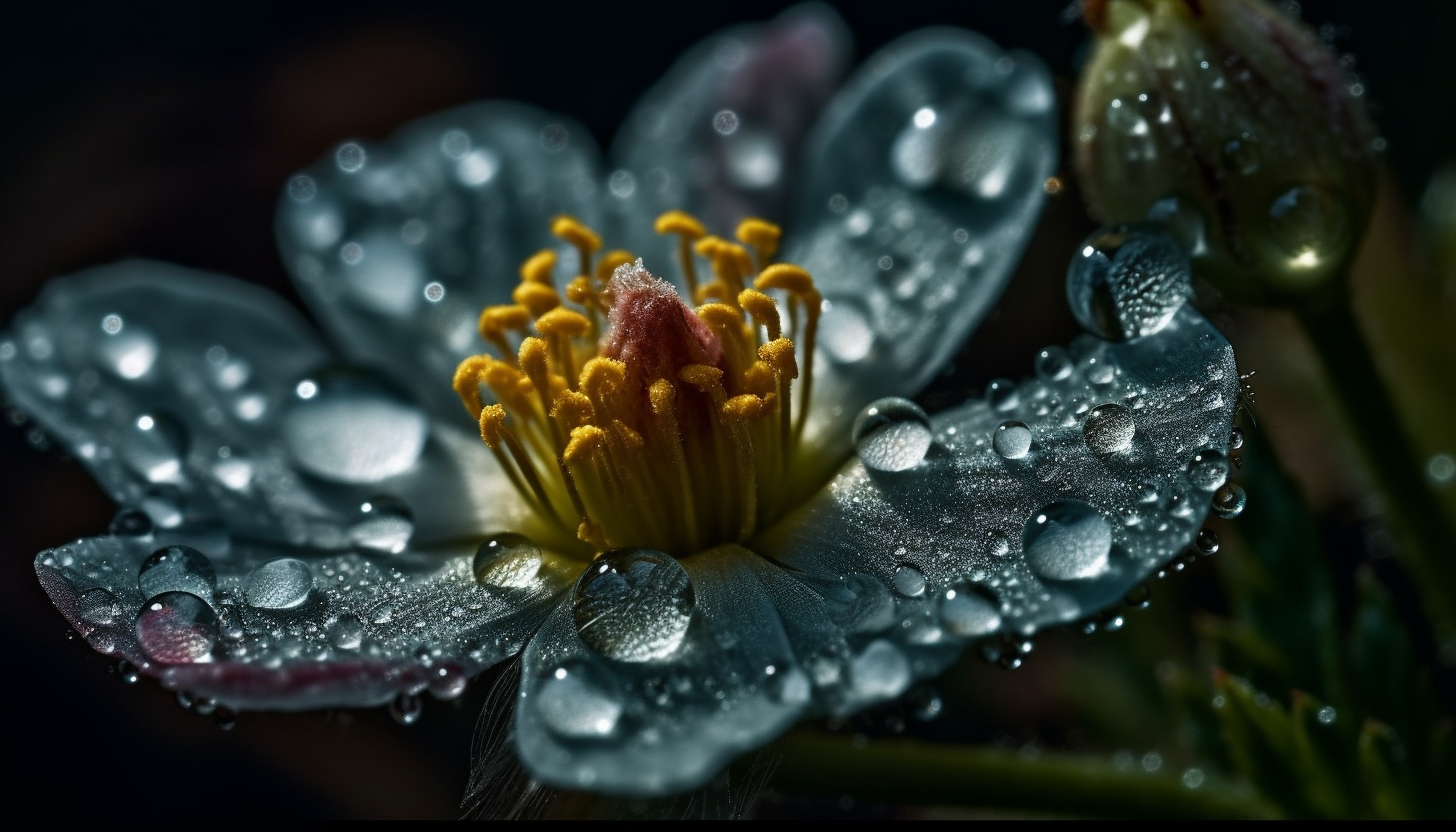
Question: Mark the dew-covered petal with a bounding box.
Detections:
[0,262,527,548]
[756,307,1240,651]
[515,546,812,796]
[276,103,603,420]
[606,4,851,272]
[35,532,575,709]
[786,30,1058,444]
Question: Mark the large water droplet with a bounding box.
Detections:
[1067,225,1191,340]
[572,549,695,663]
[123,412,189,484]
[1082,403,1136,453]
[1187,449,1229,492]
[327,613,365,650]
[135,591,218,664]
[850,639,911,700]
[282,369,428,483]
[349,495,415,554]
[853,398,933,472]
[992,421,1033,460]
[892,564,927,598]
[96,324,158,380]
[1023,501,1113,581]
[819,301,875,363]
[940,586,1002,637]
[242,558,314,609]
[1265,184,1349,269]
[138,545,217,602]
[537,662,622,738]
[472,533,542,589]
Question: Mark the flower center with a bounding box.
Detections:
[453,212,821,558]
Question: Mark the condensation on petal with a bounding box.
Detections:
[607,4,851,276]
[35,533,575,709]
[276,103,604,422]
[0,263,522,548]
[514,547,811,796]
[756,307,1240,662]
[787,30,1058,451]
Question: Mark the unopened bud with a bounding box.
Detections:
[1074,0,1378,306]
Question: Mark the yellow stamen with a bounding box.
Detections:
[738,289,782,341]
[452,355,492,417]
[513,281,561,317]
[656,211,706,300]
[736,218,781,271]
[552,214,601,278]
[520,249,558,285]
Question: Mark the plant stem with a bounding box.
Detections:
[768,733,1278,818]
[1296,300,1456,630]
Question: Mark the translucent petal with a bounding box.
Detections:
[786,30,1059,444]
[756,307,1240,654]
[606,4,851,273]
[276,103,604,421]
[515,546,812,796]
[35,532,575,709]
[0,262,526,548]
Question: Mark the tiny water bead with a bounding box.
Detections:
[123,411,189,484]
[109,507,153,537]
[1186,449,1229,492]
[1228,426,1245,451]
[390,692,422,726]
[1066,225,1191,341]
[326,614,365,650]
[1022,501,1113,581]
[985,378,1019,411]
[242,558,315,610]
[138,545,217,602]
[992,420,1033,460]
[335,142,366,173]
[135,591,219,664]
[472,533,543,589]
[282,368,428,484]
[1194,527,1220,556]
[1035,346,1073,382]
[349,496,415,555]
[853,398,933,472]
[1081,403,1136,453]
[571,549,696,663]
[1211,482,1246,519]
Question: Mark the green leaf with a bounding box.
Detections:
[1356,720,1420,819]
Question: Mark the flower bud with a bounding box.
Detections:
[1074,0,1379,307]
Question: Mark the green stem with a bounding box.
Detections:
[1296,300,1456,630]
[768,733,1278,819]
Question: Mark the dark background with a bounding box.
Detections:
[1,1,1451,818]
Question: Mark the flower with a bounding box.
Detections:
[1,5,1239,800]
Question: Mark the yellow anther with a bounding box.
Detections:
[758,338,799,378]
[551,215,602,253]
[738,289,781,340]
[735,218,781,262]
[520,249,558,285]
[552,390,595,431]
[655,211,706,239]
[595,250,636,285]
[518,336,551,379]
[513,281,561,317]
[648,378,676,414]
[612,419,645,451]
[717,243,754,283]
[679,364,725,390]
[479,304,532,337]
[722,393,771,421]
[478,404,508,449]
[697,302,747,333]
[694,235,725,259]
[695,280,731,305]
[579,357,627,413]
[452,355,493,416]
[742,361,777,396]
[563,424,608,464]
[565,275,596,306]
[534,307,591,338]
[755,263,815,296]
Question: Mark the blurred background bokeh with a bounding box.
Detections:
[2,0,1451,818]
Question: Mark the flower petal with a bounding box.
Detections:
[787,30,1059,442]
[757,307,1240,662]
[606,4,851,270]
[276,103,604,421]
[36,531,574,709]
[0,262,524,548]
[514,546,812,796]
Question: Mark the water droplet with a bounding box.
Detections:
[335,142,366,173]
[1082,403,1136,453]
[892,564,927,597]
[282,369,428,484]
[429,663,468,700]
[985,379,1019,411]
[1317,705,1337,725]
[823,573,896,634]
[327,614,365,650]
[117,659,139,684]
[1427,453,1455,485]
[242,558,314,609]
[1023,501,1113,581]
[1067,225,1191,340]
[96,325,158,380]
[138,545,216,602]
[287,175,316,202]
[78,587,120,625]
[940,585,1002,637]
[992,421,1032,460]
[572,548,695,663]
[539,124,569,152]
[1035,347,1073,382]
[135,591,218,664]
[850,639,911,700]
[123,411,189,484]
[109,507,154,537]
[1187,449,1229,491]
[1229,426,1245,450]
[1193,527,1220,556]
[472,533,542,589]
[1212,482,1246,518]
[390,692,422,725]
[537,662,622,738]
[349,496,415,554]
[1181,768,1205,789]
[819,301,875,363]
[712,109,739,135]
[853,398,933,472]
[1124,582,1152,609]
[1265,184,1349,268]
[423,281,445,302]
